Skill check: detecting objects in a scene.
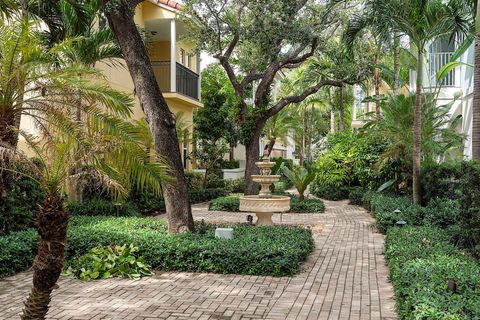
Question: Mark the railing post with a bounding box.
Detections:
[170,19,177,93]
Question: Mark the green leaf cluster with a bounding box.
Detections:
[385,227,480,320]
[67,244,153,281]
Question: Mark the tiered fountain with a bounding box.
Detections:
[239,150,290,225]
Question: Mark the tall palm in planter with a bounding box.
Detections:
[345,0,471,204]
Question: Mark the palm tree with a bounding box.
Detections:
[3,123,168,320]
[362,93,464,190]
[263,107,299,156]
[280,164,316,201]
[345,0,471,204]
[0,20,169,319]
[470,0,480,159]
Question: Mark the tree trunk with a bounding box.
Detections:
[338,86,345,132]
[266,138,276,156]
[244,124,264,195]
[393,33,401,95]
[374,53,381,117]
[0,111,18,232]
[473,30,480,159]
[21,193,68,320]
[412,49,424,205]
[330,111,335,134]
[104,2,193,233]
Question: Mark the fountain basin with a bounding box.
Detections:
[239,195,290,226]
[251,175,281,184]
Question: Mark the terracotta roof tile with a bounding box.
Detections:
[157,0,183,10]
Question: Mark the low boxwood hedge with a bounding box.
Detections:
[209,195,325,213]
[1,216,314,278]
[385,227,480,319]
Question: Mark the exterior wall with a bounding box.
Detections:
[409,39,475,159]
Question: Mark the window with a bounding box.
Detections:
[180,48,185,65]
[429,36,457,87]
[187,54,192,69]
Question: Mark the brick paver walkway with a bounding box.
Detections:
[0,200,397,320]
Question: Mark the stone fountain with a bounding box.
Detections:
[239,150,290,225]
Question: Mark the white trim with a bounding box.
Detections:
[170,19,177,92]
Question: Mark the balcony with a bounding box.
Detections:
[152,61,200,101]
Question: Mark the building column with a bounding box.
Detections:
[170,19,177,92]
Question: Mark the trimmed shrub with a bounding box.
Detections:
[0,229,38,277]
[385,227,480,319]
[67,199,140,217]
[209,196,240,211]
[225,178,245,193]
[65,216,314,277]
[209,195,325,213]
[216,159,240,169]
[423,198,460,228]
[289,197,325,213]
[369,194,425,234]
[189,188,228,204]
[458,161,480,257]
[421,161,463,204]
[1,173,44,234]
[1,217,314,278]
[273,181,287,194]
[185,171,205,190]
[348,187,367,205]
[310,182,350,201]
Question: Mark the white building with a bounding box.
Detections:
[410,36,474,159]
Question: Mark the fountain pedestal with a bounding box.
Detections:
[239,152,290,225]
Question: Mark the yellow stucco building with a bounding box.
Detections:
[97,0,202,169]
[18,0,202,168]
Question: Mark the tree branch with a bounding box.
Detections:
[265,79,343,118]
[254,39,318,106]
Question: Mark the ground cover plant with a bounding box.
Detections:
[67,244,153,281]
[0,216,314,278]
[385,227,480,319]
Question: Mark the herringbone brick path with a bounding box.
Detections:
[0,200,397,319]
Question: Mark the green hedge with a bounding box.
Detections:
[310,182,350,201]
[0,229,38,277]
[1,216,314,278]
[208,196,240,212]
[209,195,325,213]
[350,191,461,234]
[67,199,140,217]
[385,227,480,319]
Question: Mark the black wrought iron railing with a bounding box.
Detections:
[151,61,199,101]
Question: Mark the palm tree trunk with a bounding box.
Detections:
[393,33,401,95]
[374,53,381,117]
[412,49,424,205]
[104,3,194,232]
[0,111,18,232]
[472,14,480,159]
[21,193,68,320]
